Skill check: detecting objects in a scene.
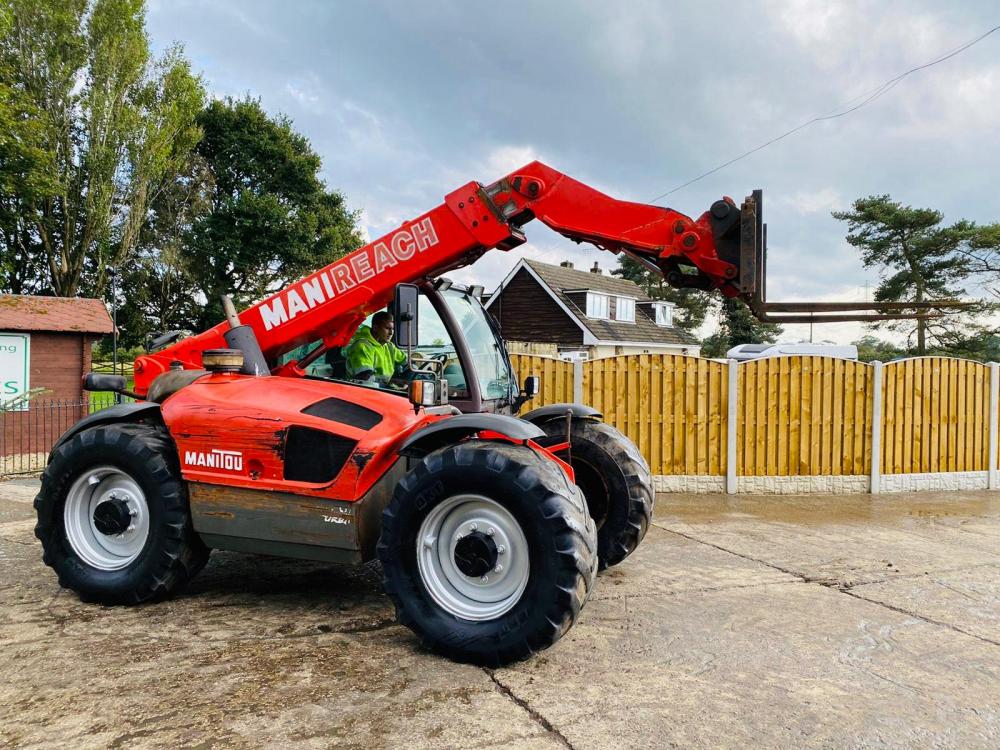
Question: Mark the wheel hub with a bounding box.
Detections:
[63,467,150,571]
[453,531,498,578]
[416,495,530,621]
[92,497,133,536]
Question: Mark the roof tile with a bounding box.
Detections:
[0,295,114,334]
[522,259,699,347]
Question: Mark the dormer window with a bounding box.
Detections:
[586,292,609,319]
[616,297,635,323]
[654,303,672,327]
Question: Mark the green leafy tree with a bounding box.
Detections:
[0,2,62,293]
[852,335,905,363]
[0,0,205,297]
[112,155,213,347]
[178,98,362,332]
[700,298,782,358]
[611,256,713,332]
[116,98,363,340]
[832,195,989,355]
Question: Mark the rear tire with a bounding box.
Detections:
[378,441,597,666]
[34,423,209,604]
[540,419,653,569]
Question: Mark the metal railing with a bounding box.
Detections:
[1,395,132,476]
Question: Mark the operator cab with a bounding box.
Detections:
[275,280,520,414]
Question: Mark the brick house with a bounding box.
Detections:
[486,259,700,359]
[1,295,114,462]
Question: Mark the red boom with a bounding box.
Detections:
[134,161,738,394]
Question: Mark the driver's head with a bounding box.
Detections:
[371,311,394,344]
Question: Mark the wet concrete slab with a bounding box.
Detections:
[2,479,998,749]
[656,491,1000,587]
[849,563,1000,644]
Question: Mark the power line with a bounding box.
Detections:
[650,23,1000,203]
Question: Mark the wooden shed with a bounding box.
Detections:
[1,295,114,466]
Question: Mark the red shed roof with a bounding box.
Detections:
[0,295,114,334]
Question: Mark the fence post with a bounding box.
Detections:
[573,359,583,404]
[726,359,738,495]
[870,361,883,495]
[989,362,999,489]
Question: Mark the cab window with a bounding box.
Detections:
[415,294,470,399]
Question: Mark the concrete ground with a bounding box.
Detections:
[1,478,998,749]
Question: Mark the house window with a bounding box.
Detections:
[586,292,609,319]
[654,303,672,327]
[616,297,635,323]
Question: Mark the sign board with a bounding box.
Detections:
[0,333,30,411]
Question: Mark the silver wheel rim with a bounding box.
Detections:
[63,466,151,571]
[416,494,530,621]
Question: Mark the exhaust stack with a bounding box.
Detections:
[220,295,270,376]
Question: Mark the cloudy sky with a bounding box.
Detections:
[146,0,1000,344]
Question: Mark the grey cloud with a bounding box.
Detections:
[147,0,1000,342]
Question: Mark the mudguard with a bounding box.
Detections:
[400,413,545,458]
[51,402,162,452]
[519,403,602,425]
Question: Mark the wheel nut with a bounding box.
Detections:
[469,523,478,532]
[494,564,503,573]
[486,527,495,536]
[497,545,506,554]
[126,524,135,533]
[480,575,489,583]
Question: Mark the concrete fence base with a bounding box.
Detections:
[652,471,991,495]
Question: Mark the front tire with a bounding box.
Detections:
[378,441,597,666]
[34,423,209,604]
[540,419,653,569]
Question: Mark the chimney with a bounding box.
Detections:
[559,260,574,269]
[591,262,602,275]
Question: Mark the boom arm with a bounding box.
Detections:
[134,161,743,393]
[133,161,961,394]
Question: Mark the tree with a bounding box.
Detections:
[112,155,213,347]
[700,298,782,358]
[0,0,205,297]
[852,335,904,363]
[832,195,988,355]
[611,256,713,332]
[0,2,60,293]
[179,98,362,331]
[117,98,363,339]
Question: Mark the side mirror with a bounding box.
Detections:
[523,375,540,399]
[394,283,419,348]
[83,373,127,393]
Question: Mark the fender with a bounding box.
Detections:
[400,413,545,459]
[51,402,162,452]
[519,403,602,425]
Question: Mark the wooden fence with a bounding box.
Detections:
[510,353,1000,490]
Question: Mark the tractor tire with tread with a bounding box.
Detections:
[540,419,653,569]
[377,441,597,666]
[34,422,209,604]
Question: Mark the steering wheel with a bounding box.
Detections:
[410,353,448,373]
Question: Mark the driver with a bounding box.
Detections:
[344,311,408,383]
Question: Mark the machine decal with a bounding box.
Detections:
[258,216,440,331]
[323,515,350,525]
[184,449,244,472]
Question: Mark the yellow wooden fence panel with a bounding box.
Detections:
[511,352,991,479]
[508,354,574,406]
[881,357,990,474]
[580,355,727,476]
[737,356,873,476]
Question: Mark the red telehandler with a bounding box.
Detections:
[33,162,954,664]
